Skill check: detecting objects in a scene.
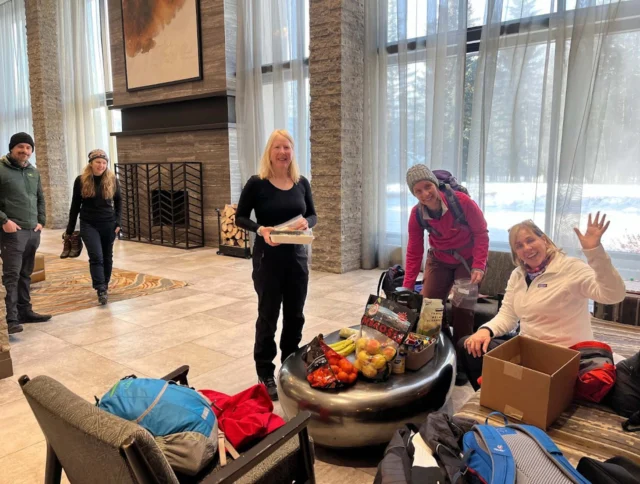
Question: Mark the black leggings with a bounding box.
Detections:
[80,220,117,291]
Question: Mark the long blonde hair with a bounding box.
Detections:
[81,163,116,199]
[509,220,561,270]
[258,129,301,182]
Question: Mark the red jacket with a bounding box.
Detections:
[200,384,285,451]
[403,191,489,289]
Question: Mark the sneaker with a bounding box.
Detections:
[98,290,108,306]
[8,323,24,334]
[19,310,52,323]
[259,376,279,401]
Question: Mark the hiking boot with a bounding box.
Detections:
[259,376,279,401]
[68,232,84,258]
[60,233,72,258]
[8,322,23,334]
[98,289,108,306]
[20,310,52,324]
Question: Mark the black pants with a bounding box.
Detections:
[0,229,41,323]
[457,335,508,391]
[80,220,116,291]
[252,239,309,379]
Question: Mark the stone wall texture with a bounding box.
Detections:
[25,0,70,229]
[310,0,364,273]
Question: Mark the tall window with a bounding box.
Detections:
[365,0,640,276]
[0,0,34,161]
[57,0,111,188]
[236,0,310,186]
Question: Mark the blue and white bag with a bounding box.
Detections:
[461,413,589,484]
[98,377,218,476]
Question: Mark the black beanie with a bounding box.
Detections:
[9,132,35,152]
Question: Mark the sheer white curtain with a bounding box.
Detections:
[467,0,640,275]
[362,0,469,269]
[57,0,110,191]
[235,0,310,189]
[0,0,33,160]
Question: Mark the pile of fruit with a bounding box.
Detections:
[304,335,358,388]
[353,336,397,380]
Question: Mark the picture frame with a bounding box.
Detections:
[120,0,203,92]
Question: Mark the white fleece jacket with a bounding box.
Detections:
[482,245,626,347]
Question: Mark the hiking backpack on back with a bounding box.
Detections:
[432,169,469,196]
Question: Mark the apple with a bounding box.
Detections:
[382,346,396,362]
[366,339,382,355]
[362,364,378,378]
[371,354,387,369]
[357,350,371,363]
[356,337,368,352]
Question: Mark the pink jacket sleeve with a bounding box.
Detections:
[459,194,489,271]
[403,205,425,290]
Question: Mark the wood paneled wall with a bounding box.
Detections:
[108,0,237,248]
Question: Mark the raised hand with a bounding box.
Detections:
[573,212,610,250]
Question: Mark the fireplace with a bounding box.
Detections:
[115,162,204,249]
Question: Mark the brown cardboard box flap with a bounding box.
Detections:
[34,253,45,272]
[0,350,14,379]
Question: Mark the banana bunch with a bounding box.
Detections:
[328,338,356,357]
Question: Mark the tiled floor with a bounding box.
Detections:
[0,230,474,484]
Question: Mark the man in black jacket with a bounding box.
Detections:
[0,133,52,336]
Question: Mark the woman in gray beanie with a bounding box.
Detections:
[403,164,489,385]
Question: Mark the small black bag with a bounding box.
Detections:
[377,265,405,298]
[577,456,640,484]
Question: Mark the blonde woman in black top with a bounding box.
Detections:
[66,149,121,305]
[236,129,317,401]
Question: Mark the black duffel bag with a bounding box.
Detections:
[577,456,640,484]
[608,351,640,425]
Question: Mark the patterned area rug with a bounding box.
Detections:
[0,254,188,318]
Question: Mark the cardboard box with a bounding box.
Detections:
[480,335,580,429]
[32,253,45,284]
[0,350,14,380]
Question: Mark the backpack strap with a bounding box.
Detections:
[473,425,516,484]
[508,424,591,484]
[440,184,468,228]
[415,204,439,236]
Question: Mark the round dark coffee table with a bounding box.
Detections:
[278,328,456,448]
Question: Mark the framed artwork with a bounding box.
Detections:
[121,0,202,91]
